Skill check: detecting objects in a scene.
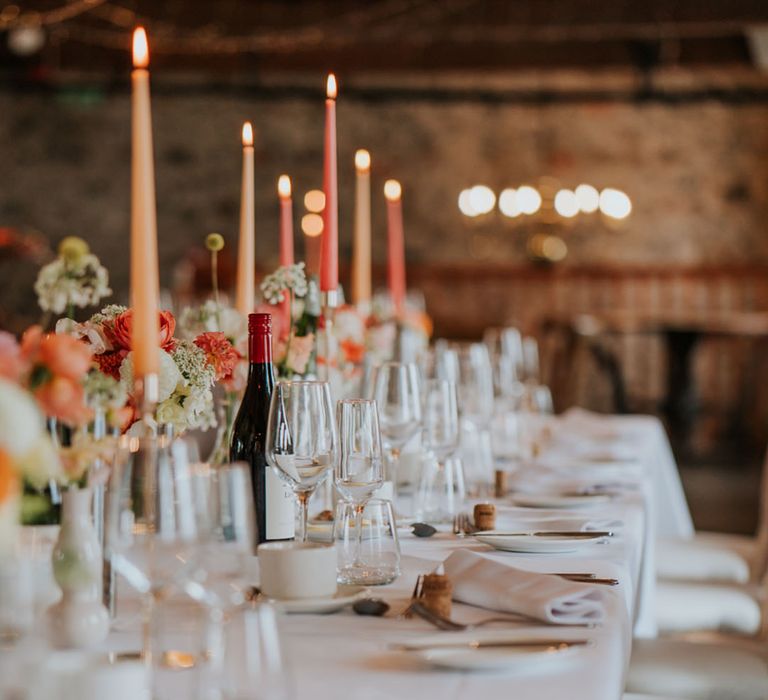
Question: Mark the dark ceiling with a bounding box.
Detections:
[2,0,768,77]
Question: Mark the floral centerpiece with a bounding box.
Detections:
[60,305,237,435]
[35,236,111,321]
[260,262,318,378]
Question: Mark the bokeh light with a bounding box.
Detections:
[304,190,325,213]
[468,184,496,215]
[458,189,479,217]
[498,188,521,217]
[301,213,324,237]
[575,184,599,213]
[516,185,542,215]
[599,188,632,219]
[554,189,579,218]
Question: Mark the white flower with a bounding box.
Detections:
[260,263,308,305]
[84,369,127,411]
[0,378,44,458]
[55,318,112,354]
[335,308,366,343]
[119,350,181,404]
[18,435,63,490]
[178,301,246,346]
[156,399,187,430]
[35,253,111,314]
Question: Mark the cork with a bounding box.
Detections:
[421,573,452,619]
[494,470,508,498]
[473,502,496,531]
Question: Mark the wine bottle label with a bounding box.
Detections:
[265,467,296,540]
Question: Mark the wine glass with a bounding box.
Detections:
[266,381,336,542]
[105,434,202,674]
[370,362,421,499]
[416,379,464,522]
[335,399,384,584]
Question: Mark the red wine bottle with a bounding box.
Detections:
[230,313,295,543]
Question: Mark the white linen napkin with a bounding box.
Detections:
[443,549,605,625]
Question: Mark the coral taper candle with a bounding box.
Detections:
[320,74,338,293]
[352,149,371,306]
[130,26,159,377]
[278,175,294,267]
[384,179,406,316]
[278,174,294,335]
[236,122,255,316]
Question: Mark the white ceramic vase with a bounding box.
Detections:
[47,488,109,649]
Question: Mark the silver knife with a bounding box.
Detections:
[392,639,592,652]
[474,531,613,538]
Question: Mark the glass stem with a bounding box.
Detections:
[296,491,311,542]
[353,502,366,567]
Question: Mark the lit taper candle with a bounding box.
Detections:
[278,174,294,335]
[236,122,255,316]
[384,179,406,316]
[130,26,160,380]
[352,149,371,307]
[320,74,338,295]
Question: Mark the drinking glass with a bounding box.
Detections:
[217,603,292,700]
[522,336,541,383]
[456,343,495,428]
[334,399,384,583]
[184,462,256,611]
[266,381,336,542]
[370,362,422,497]
[105,434,202,673]
[416,379,464,522]
[334,499,400,585]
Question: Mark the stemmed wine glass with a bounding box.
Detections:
[334,399,384,584]
[417,378,464,522]
[370,362,421,500]
[266,381,336,542]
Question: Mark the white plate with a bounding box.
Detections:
[264,585,367,614]
[511,493,612,509]
[403,632,585,672]
[473,531,606,553]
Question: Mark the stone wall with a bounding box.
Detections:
[2,80,768,324]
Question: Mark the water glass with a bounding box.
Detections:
[216,603,292,700]
[334,499,400,585]
[266,381,336,542]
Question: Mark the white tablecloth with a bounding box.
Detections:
[5,410,694,700]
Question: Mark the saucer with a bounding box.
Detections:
[473,531,606,554]
[264,585,368,614]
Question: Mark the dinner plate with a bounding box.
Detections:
[264,584,367,614]
[511,493,612,509]
[402,633,585,672]
[473,531,606,553]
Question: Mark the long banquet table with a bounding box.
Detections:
[9,410,693,700]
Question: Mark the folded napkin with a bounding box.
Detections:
[443,549,605,625]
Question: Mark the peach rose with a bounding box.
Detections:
[38,333,92,381]
[107,309,176,353]
[34,376,91,426]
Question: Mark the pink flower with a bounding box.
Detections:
[38,333,92,381]
[286,333,314,375]
[0,331,24,382]
[34,376,91,426]
[194,332,239,382]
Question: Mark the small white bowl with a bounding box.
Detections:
[257,541,337,600]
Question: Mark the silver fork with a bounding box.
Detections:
[409,601,596,630]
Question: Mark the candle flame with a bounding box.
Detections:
[326,73,337,99]
[384,179,402,202]
[242,121,253,147]
[278,174,292,198]
[355,149,371,173]
[132,27,149,68]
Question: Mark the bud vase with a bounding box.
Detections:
[47,487,109,649]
